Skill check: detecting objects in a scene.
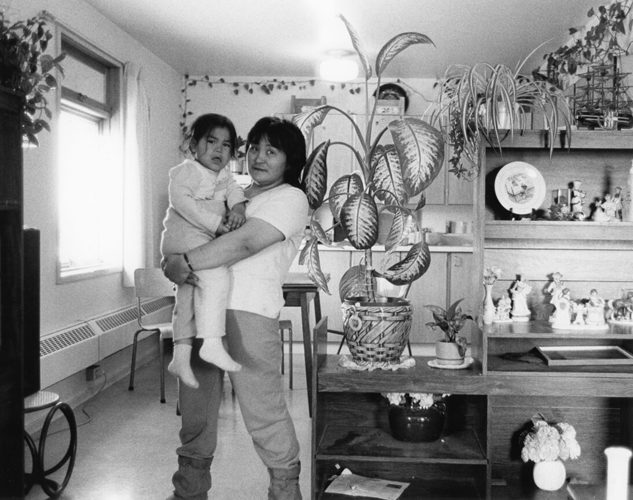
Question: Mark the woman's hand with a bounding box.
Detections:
[162,254,198,286]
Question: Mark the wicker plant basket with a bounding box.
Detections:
[341,297,412,363]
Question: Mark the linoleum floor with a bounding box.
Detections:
[24,352,312,500]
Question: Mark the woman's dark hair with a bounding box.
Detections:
[187,113,238,156]
[247,116,306,190]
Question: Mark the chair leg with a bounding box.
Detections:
[336,335,346,355]
[288,325,293,390]
[280,328,285,375]
[159,334,166,404]
[128,330,142,391]
[407,340,412,357]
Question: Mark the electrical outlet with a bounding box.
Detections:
[85,364,102,381]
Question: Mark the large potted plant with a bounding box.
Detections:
[433,49,572,179]
[0,11,65,146]
[295,15,445,364]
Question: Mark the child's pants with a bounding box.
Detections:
[172,267,229,341]
[172,309,301,498]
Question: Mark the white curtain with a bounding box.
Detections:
[122,62,151,287]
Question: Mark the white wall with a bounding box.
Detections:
[14,0,182,334]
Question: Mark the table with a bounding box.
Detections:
[24,390,77,497]
[282,272,322,417]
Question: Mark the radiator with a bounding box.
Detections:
[39,298,173,387]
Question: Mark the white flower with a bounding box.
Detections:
[521,417,581,463]
[483,266,502,285]
[382,392,450,409]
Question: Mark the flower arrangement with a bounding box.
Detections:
[483,266,502,285]
[382,392,449,410]
[521,414,581,463]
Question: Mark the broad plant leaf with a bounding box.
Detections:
[292,105,333,143]
[389,118,445,197]
[328,173,364,221]
[309,219,332,246]
[340,193,379,249]
[415,192,426,210]
[339,15,372,80]
[301,140,329,209]
[302,237,331,295]
[381,207,406,253]
[375,32,434,77]
[371,144,407,205]
[338,264,375,302]
[374,241,431,285]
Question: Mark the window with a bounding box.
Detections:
[57,37,122,280]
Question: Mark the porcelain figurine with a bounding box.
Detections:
[571,301,586,325]
[545,272,564,322]
[551,288,572,328]
[585,289,606,326]
[570,180,586,221]
[510,276,532,322]
[495,293,512,322]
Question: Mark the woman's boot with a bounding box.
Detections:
[171,456,213,499]
[267,462,302,500]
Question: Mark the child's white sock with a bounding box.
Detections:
[199,337,242,372]
[167,343,199,389]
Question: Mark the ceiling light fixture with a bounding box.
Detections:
[319,49,358,82]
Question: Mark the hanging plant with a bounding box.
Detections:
[0,11,65,146]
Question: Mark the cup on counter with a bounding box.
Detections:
[448,221,471,234]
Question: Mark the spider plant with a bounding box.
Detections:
[294,15,445,300]
[433,45,572,179]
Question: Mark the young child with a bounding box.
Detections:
[160,113,245,388]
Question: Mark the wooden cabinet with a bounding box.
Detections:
[0,89,25,497]
[311,130,633,500]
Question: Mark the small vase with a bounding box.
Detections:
[532,459,566,491]
[483,283,495,325]
[388,402,446,442]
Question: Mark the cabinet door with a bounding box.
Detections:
[406,253,448,343]
[447,170,474,205]
[448,253,474,340]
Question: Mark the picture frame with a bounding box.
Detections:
[536,345,633,366]
[290,95,326,114]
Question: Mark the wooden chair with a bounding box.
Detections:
[128,268,175,403]
[279,319,294,389]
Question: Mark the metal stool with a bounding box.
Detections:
[279,319,294,389]
[24,390,77,498]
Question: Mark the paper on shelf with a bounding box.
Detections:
[325,469,409,499]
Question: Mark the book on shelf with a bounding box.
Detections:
[567,482,633,500]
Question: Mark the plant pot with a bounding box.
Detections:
[387,402,446,442]
[435,340,465,366]
[341,298,412,363]
[532,459,566,491]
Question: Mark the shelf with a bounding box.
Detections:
[487,353,633,377]
[317,425,486,464]
[492,129,633,150]
[317,355,486,394]
[321,477,484,499]
[484,320,633,338]
[484,221,633,249]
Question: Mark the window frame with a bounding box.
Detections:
[55,30,123,284]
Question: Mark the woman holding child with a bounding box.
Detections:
[163,115,308,500]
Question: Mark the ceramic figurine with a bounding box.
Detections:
[613,186,623,221]
[551,288,572,328]
[545,272,564,322]
[592,196,611,222]
[570,180,586,221]
[585,289,606,326]
[571,301,586,325]
[510,276,532,322]
[494,293,512,322]
[601,193,618,221]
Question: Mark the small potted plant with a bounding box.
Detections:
[381,392,450,442]
[425,298,473,366]
[521,413,581,491]
[0,11,65,146]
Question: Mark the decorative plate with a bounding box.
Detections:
[494,162,546,214]
[427,356,473,370]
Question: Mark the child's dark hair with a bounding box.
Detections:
[187,113,238,156]
[247,117,306,190]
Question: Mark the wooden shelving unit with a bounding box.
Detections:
[311,130,633,499]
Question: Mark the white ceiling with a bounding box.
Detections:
[83,0,599,79]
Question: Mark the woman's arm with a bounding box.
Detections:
[162,217,284,285]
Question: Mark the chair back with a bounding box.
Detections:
[134,268,176,299]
